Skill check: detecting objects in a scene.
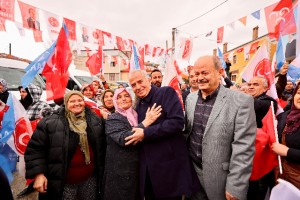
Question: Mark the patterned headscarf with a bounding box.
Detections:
[113,88,138,127]
[64,91,91,165]
[0,79,8,93]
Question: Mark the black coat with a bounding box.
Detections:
[103,113,141,200]
[0,90,9,103]
[25,106,106,200]
[254,93,277,128]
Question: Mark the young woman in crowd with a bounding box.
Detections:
[99,89,115,119]
[81,84,96,101]
[272,82,300,189]
[18,86,33,110]
[102,88,161,200]
[25,91,106,200]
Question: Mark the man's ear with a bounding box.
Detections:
[219,68,225,76]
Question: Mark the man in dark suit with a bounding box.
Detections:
[27,8,40,30]
[126,70,200,200]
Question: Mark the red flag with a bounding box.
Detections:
[145,44,151,56]
[152,47,157,57]
[162,58,184,109]
[86,45,103,76]
[0,17,6,31]
[138,46,145,69]
[63,18,76,40]
[95,29,104,46]
[250,105,278,180]
[238,16,247,26]
[217,27,224,43]
[264,0,296,40]
[249,41,260,54]
[42,24,72,101]
[0,101,9,127]
[0,0,15,21]
[18,1,40,30]
[235,47,244,54]
[116,36,125,50]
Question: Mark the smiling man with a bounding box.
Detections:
[127,70,200,200]
[185,55,256,200]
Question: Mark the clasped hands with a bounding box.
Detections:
[125,103,162,145]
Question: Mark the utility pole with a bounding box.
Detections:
[172,28,176,55]
[9,43,11,55]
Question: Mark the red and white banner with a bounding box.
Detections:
[241,44,283,114]
[162,57,184,108]
[63,18,76,40]
[41,11,62,41]
[217,26,224,43]
[0,0,15,21]
[0,17,5,31]
[176,35,193,61]
[264,0,296,40]
[18,1,40,30]
[116,36,125,51]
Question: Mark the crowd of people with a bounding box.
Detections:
[0,55,300,200]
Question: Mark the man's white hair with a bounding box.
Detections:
[128,70,149,86]
[254,75,269,88]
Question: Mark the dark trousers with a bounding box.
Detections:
[247,170,275,200]
[144,170,182,200]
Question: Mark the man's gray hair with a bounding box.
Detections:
[254,75,269,88]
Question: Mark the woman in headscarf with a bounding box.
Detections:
[102,88,161,200]
[272,82,300,189]
[0,79,9,103]
[25,91,106,200]
[99,89,115,119]
[81,84,96,101]
[18,86,33,110]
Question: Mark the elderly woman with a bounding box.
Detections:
[272,82,300,189]
[99,89,115,119]
[25,91,106,200]
[102,88,161,200]
[0,79,9,103]
[81,84,96,101]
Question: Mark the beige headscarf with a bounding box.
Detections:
[64,91,90,165]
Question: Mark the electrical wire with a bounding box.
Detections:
[175,0,229,28]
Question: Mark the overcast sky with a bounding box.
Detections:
[1,0,279,63]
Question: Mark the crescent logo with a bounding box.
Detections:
[253,58,274,88]
[269,12,278,20]
[13,118,31,155]
[93,31,99,39]
[48,17,59,27]
[280,7,289,16]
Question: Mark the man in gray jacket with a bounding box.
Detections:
[185,55,256,200]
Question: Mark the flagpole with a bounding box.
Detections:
[271,101,283,174]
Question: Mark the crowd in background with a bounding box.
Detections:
[0,55,299,200]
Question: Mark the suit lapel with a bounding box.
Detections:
[204,85,227,137]
[188,92,198,126]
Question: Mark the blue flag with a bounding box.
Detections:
[21,42,56,88]
[276,35,285,70]
[217,48,227,69]
[251,10,260,20]
[0,94,15,144]
[132,44,140,70]
[287,64,300,80]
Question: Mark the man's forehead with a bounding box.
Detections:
[249,77,263,84]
